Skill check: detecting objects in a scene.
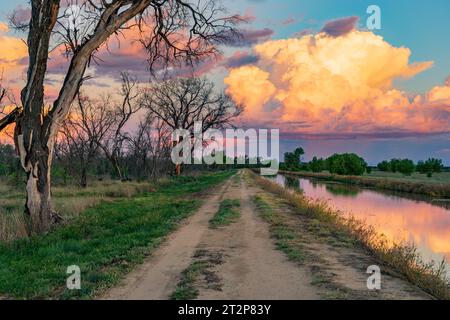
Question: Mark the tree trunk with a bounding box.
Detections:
[173,139,182,176]
[112,157,124,181]
[80,167,87,188]
[175,164,181,176]
[14,1,61,235]
[15,132,59,234]
[24,156,53,234]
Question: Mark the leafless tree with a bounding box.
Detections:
[141,77,243,174]
[56,93,115,187]
[0,0,241,234]
[126,118,151,180]
[127,113,172,180]
[98,72,142,180]
[148,117,172,177]
[127,116,160,179]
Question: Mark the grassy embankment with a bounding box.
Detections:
[0,171,233,299]
[247,170,450,300]
[278,170,450,198]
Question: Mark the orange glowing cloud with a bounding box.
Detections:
[224,30,450,136]
[224,65,277,121]
[0,23,26,143]
[0,22,27,78]
[0,22,9,33]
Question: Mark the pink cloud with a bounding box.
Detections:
[222,51,259,69]
[320,16,359,37]
[223,28,274,47]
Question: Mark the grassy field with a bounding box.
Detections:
[278,169,450,198]
[366,170,450,184]
[0,180,157,242]
[0,171,233,299]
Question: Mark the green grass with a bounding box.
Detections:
[170,260,209,300]
[367,170,450,184]
[0,171,234,299]
[252,195,306,264]
[209,199,240,228]
[170,249,223,300]
[0,180,158,242]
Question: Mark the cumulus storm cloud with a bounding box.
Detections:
[224,27,450,138]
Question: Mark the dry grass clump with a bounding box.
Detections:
[247,169,450,300]
[0,208,28,242]
[52,181,155,198]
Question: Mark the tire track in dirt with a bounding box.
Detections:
[103,176,233,300]
[187,172,320,299]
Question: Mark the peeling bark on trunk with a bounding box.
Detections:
[15,0,61,234]
[15,126,60,234]
[24,155,53,234]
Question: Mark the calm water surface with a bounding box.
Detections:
[273,174,450,272]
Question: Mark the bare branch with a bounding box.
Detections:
[0,108,22,132]
[0,78,22,133]
[141,76,242,133]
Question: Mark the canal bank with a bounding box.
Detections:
[272,173,450,273]
[278,170,450,199]
[247,170,450,299]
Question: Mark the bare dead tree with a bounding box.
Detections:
[148,117,172,178]
[0,0,241,234]
[127,112,172,180]
[56,93,115,187]
[141,77,243,174]
[98,72,142,181]
[143,77,243,132]
[126,118,151,181]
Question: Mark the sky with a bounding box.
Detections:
[0,0,449,165]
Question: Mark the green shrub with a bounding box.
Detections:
[327,153,367,176]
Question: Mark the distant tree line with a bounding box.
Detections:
[377,158,444,177]
[281,148,369,176]
[280,147,446,177]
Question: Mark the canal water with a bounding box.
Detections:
[272,174,450,273]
